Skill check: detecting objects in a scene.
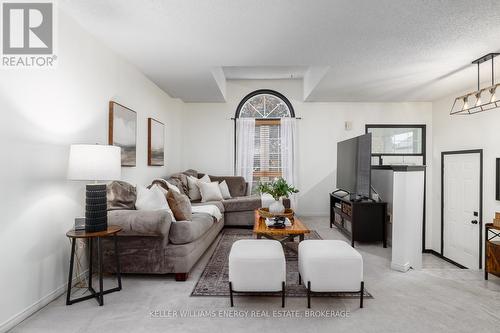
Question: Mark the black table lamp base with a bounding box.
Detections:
[85,184,107,232]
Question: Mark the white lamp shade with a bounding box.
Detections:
[68,144,121,181]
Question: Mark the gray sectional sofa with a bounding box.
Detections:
[101,169,289,281]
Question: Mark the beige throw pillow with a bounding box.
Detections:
[187,174,210,200]
[167,190,192,221]
[199,181,224,202]
[219,180,232,199]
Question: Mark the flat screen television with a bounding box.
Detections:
[336,133,372,198]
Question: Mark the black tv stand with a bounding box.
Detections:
[332,189,349,198]
[352,196,376,203]
[330,192,387,248]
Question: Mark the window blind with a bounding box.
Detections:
[251,120,282,191]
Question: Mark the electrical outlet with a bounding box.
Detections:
[345,121,352,131]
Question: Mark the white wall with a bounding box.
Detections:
[431,92,500,252]
[0,10,182,331]
[0,9,454,329]
[182,80,433,227]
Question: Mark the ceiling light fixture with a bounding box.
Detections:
[450,53,500,115]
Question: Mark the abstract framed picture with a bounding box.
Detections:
[108,101,137,167]
[148,118,165,166]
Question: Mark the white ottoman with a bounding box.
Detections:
[298,240,364,308]
[228,239,286,307]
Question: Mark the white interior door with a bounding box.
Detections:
[443,152,481,269]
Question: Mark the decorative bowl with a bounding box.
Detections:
[258,208,295,220]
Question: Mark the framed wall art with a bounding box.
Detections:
[109,101,137,167]
[148,118,165,166]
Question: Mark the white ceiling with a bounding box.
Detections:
[223,66,308,80]
[60,0,500,102]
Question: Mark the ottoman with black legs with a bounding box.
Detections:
[298,240,364,308]
[228,239,286,307]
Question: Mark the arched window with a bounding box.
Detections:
[236,90,295,119]
[235,90,295,192]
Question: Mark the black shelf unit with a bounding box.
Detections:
[330,193,387,248]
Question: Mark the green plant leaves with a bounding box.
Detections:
[257,177,298,201]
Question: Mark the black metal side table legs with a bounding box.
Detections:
[66,238,76,305]
[114,234,122,290]
[66,235,121,306]
[98,237,104,306]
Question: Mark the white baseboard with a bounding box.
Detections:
[391,261,411,272]
[0,270,88,333]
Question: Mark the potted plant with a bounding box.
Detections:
[257,177,299,214]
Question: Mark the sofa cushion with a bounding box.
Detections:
[169,213,215,245]
[107,181,136,210]
[191,200,225,213]
[222,195,261,212]
[165,219,224,258]
[108,209,172,237]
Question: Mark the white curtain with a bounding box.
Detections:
[235,118,256,191]
[280,117,297,208]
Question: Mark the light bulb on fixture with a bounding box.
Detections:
[490,86,497,103]
[462,96,469,110]
[475,92,482,106]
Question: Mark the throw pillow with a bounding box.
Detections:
[165,181,181,193]
[187,174,210,200]
[156,186,178,221]
[169,173,189,194]
[150,178,180,194]
[150,178,170,191]
[219,180,232,199]
[107,181,136,210]
[135,185,176,221]
[199,181,224,202]
[167,190,192,221]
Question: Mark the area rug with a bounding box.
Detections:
[191,228,372,298]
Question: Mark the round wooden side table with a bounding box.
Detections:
[66,225,122,306]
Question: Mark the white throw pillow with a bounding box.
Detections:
[219,180,232,199]
[199,181,224,202]
[187,174,210,200]
[135,185,175,221]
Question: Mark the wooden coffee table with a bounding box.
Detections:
[253,210,310,250]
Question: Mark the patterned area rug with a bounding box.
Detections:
[191,228,372,298]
